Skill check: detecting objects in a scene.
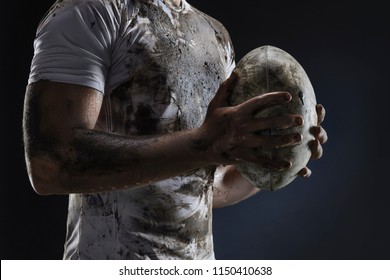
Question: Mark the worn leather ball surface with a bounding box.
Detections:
[229,45,317,191]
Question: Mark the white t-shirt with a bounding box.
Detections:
[29,0,235,259]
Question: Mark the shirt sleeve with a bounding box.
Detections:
[28,1,122,93]
[225,41,236,77]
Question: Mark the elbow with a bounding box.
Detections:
[25,154,70,195]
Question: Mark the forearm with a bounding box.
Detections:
[23,81,216,195]
[212,165,260,208]
[27,127,210,195]
[24,77,304,196]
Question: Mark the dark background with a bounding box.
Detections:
[1,1,389,260]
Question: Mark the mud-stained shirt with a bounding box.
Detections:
[28,0,235,259]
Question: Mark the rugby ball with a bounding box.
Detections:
[229,45,317,191]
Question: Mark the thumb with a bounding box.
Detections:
[209,70,238,111]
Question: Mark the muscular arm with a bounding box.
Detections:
[24,75,302,195]
[23,81,212,195]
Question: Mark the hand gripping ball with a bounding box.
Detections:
[229,45,318,191]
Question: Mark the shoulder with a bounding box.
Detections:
[30,0,142,93]
[185,3,235,73]
[186,4,232,43]
[36,0,139,32]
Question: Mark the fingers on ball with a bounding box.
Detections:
[239,91,292,113]
[310,139,323,159]
[247,115,303,132]
[251,133,302,148]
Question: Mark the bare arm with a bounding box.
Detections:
[23,74,301,195]
[212,165,260,208]
[23,81,215,194]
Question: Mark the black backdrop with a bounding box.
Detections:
[1,1,389,260]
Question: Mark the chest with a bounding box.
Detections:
[97,3,228,135]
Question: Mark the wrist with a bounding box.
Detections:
[189,126,218,165]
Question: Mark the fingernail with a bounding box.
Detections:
[295,116,304,125]
[284,92,292,101]
[295,133,302,141]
